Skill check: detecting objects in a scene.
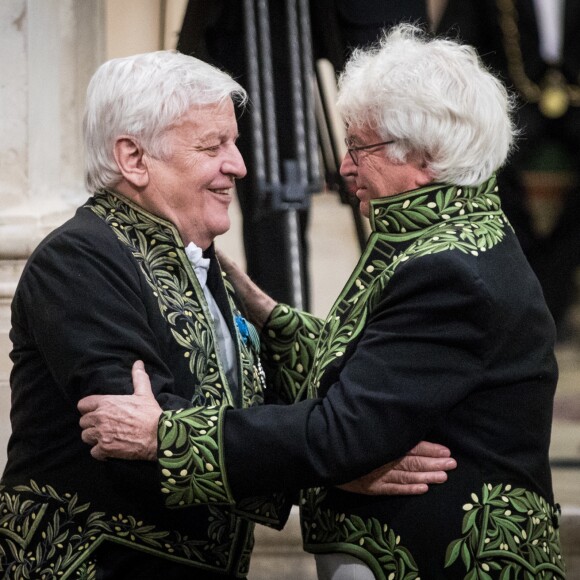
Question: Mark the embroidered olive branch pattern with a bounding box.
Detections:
[90,194,232,407]
[159,404,288,529]
[0,481,102,578]
[1,481,220,578]
[373,180,502,236]
[307,182,507,395]
[159,406,233,507]
[261,305,325,403]
[91,193,286,530]
[262,181,509,403]
[187,505,246,567]
[301,488,419,580]
[445,483,565,578]
[0,194,276,577]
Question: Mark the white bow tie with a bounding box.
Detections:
[184,242,210,287]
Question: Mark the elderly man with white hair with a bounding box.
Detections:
[78,24,565,579]
[1,48,454,579]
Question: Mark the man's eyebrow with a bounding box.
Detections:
[197,131,240,143]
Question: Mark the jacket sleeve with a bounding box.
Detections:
[260,304,326,404]
[157,251,495,501]
[16,219,294,527]
[15,225,190,407]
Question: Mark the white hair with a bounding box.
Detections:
[83,50,247,193]
[336,24,517,185]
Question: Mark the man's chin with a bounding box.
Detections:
[358,202,371,219]
[213,219,232,239]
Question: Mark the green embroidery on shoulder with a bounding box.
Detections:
[445,483,565,578]
[301,488,419,580]
[159,406,233,507]
[307,181,509,396]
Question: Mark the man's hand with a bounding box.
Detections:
[78,361,161,461]
[337,441,457,495]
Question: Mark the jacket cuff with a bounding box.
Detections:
[158,406,234,507]
[232,491,295,530]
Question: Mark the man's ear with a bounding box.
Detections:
[416,162,435,187]
[114,137,149,188]
[409,152,435,188]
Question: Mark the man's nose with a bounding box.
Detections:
[340,150,356,177]
[224,144,247,179]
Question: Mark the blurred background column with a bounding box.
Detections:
[0,0,187,467]
[0,0,106,462]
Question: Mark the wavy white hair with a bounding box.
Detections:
[83,50,247,193]
[336,24,517,185]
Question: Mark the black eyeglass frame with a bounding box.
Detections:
[344,138,395,166]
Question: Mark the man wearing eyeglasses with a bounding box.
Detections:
[79,24,564,579]
[343,135,418,217]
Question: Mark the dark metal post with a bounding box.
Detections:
[242,0,321,309]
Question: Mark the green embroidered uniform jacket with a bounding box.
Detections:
[156,178,565,578]
[1,191,290,579]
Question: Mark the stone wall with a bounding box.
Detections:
[0,0,188,469]
[0,0,106,468]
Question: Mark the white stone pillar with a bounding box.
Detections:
[0,0,106,469]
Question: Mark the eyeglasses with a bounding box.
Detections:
[344,138,395,166]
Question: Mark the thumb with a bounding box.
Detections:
[132,360,154,398]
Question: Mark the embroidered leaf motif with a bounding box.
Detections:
[159,406,232,507]
[263,181,510,407]
[91,192,269,410]
[305,180,508,399]
[300,488,419,579]
[0,480,251,576]
[445,483,565,577]
[261,306,324,403]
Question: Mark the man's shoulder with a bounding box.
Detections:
[31,200,124,258]
[17,200,136,292]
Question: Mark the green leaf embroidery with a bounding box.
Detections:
[445,483,565,577]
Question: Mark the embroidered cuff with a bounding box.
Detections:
[158,406,234,507]
[233,491,294,530]
[261,304,323,403]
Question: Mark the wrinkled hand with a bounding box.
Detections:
[337,441,457,496]
[78,361,161,461]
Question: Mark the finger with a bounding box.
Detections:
[80,426,98,445]
[79,412,97,430]
[77,395,101,415]
[396,456,457,472]
[90,444,108,461]
[132,360,154,398]
[408,441,452,458]
[380,483,429,496]
[341,482,431,496]
[391,470,449,485]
